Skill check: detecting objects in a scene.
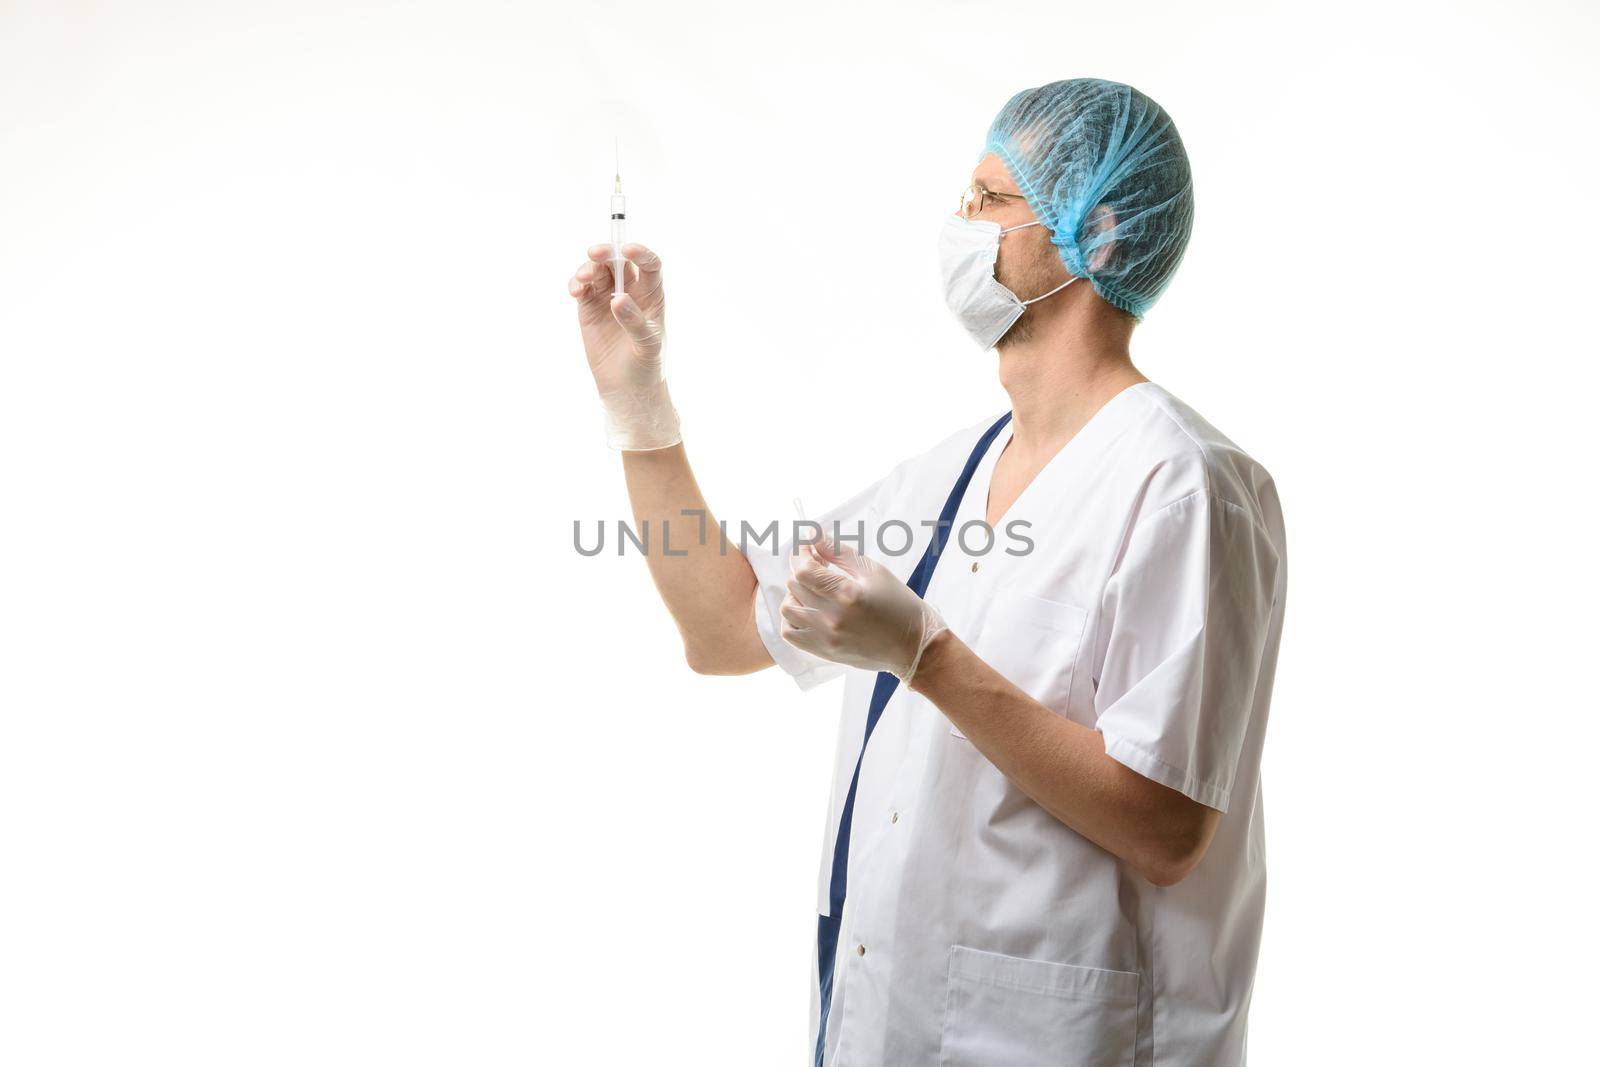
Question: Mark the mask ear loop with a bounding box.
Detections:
[996,219,1081,305]
[1020,274,1077,306]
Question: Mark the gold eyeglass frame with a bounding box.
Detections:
[958,181,1027,218]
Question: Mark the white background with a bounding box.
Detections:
[3,1,1596,1063]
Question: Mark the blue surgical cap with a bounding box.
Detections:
[980,78,1194,320]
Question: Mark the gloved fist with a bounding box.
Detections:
[778,536,947,682]
[567,242,680,450]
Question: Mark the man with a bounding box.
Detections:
[567,78,1286,1067]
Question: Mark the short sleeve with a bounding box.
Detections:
[1092,488,1281,813]
[746,476,888,692]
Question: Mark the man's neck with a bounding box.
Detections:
[997,325,1147,459]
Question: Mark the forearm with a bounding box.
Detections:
[619,443,772,675]
[907,630,1213,885]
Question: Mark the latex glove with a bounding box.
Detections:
[568,242,681,450]
[778,536,948,682]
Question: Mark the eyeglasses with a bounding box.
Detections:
[958,181,1026,219]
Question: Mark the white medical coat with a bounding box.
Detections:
[747,382,1287,1067]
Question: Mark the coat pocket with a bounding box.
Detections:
[952,588,1088,740]
[940,945,1138,1067]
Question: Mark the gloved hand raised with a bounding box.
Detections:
[567,242,681,450]
[778,535,948,683]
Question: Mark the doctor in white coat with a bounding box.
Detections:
[567,78,1287,1067]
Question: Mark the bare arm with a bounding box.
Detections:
[778,536,1220,886]
[569,241,773,677]
[908,629,1220,886]
[619,443,773,675]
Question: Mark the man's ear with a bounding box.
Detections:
[1083,203,1119,274]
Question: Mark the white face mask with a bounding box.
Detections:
[937,213,1078,350]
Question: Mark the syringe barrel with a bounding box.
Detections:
[609,187,628,295]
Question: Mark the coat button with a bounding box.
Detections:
[890,811,899,823]
[970,561,979,572]
[856,944,866,956]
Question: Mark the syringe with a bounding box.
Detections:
[793,497,819,562]
[793,496,844,572]
[610,137,627,298]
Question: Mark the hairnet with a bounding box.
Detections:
[979,78,1194,321]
